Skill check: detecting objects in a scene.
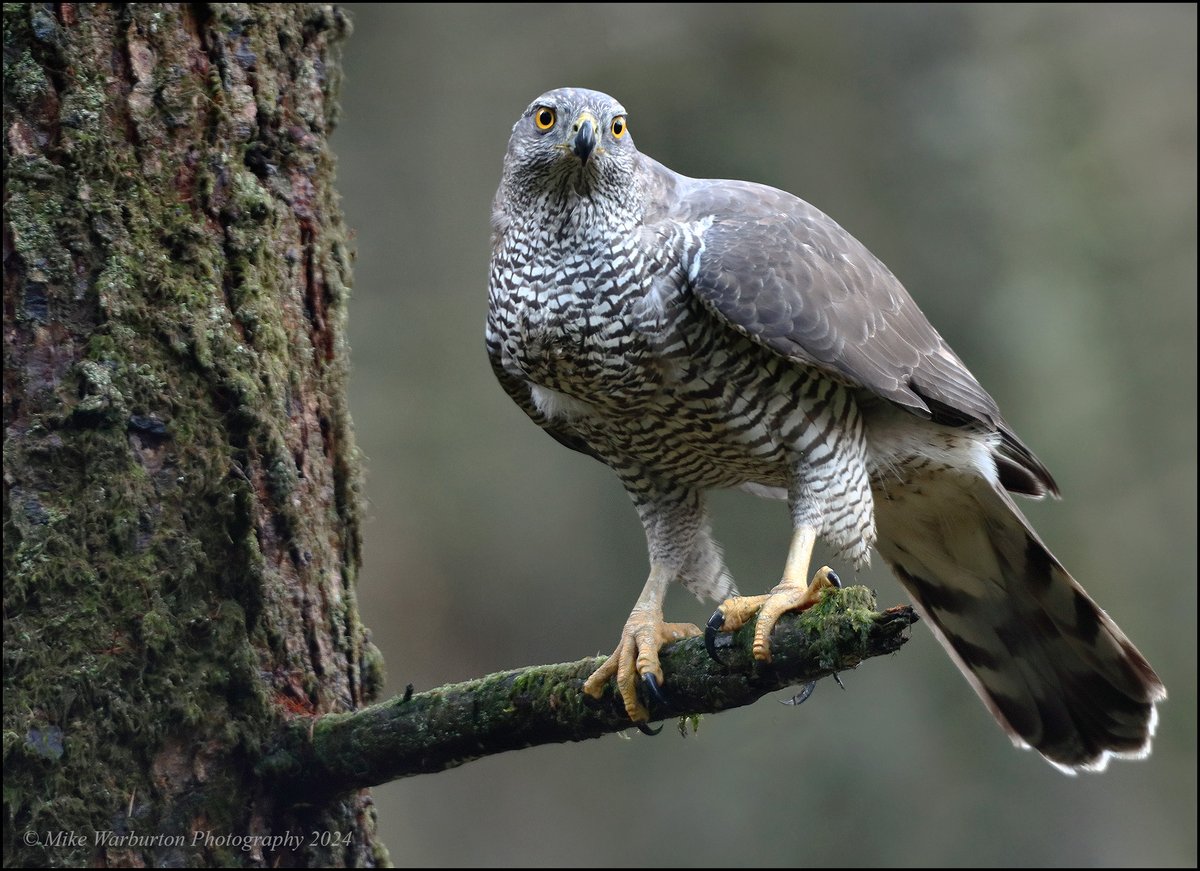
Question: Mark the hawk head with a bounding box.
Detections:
[500,87,638,206]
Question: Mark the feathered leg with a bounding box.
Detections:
[582,486,708,723]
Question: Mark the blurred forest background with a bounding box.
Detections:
[333,4,1195,867]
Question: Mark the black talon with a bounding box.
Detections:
[624,671,670,735]
[827,569,842,588]
[642,672,669,708]
[705,608,727,664]
[781,680,817,706]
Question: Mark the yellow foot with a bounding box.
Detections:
[705,566,841,664]
[582,611,701,722]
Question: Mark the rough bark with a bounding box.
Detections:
[3,4,385,866]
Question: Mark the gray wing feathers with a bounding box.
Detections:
[644,156,1058,496]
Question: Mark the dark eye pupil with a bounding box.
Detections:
[614,119,624,134]
[538,110,552,126]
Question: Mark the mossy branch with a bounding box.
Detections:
[261,586,916,793]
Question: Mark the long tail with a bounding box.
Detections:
[873,476,1166,772]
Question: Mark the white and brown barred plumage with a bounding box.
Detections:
[486,87,1164,771]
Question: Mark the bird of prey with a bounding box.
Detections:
[486,87,1165,771]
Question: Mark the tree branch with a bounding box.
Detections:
[261,586,916,793]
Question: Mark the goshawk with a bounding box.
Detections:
[485,87,1164,771]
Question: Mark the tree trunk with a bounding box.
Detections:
[4,4,385,866]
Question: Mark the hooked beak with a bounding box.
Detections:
[570,112,597,163]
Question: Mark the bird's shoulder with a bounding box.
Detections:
[633,152,1056,496]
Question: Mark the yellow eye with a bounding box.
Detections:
[611,116,627,139]
[534,107,556,131]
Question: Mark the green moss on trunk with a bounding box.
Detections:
[4,4,383,866]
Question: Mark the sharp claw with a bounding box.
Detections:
[781,680,817,706]
[642,672,669,708]
[826,569,842,588]
[637,722,663,736]
[705,608,726,664]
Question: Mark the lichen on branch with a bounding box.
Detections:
[262,586,917,793]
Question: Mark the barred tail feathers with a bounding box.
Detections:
[873,477,1166,772]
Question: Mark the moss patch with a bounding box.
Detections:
[4,4,374,866]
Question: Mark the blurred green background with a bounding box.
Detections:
[334,4,1196,866]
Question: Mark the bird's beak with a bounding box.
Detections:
[571,112,597,163]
